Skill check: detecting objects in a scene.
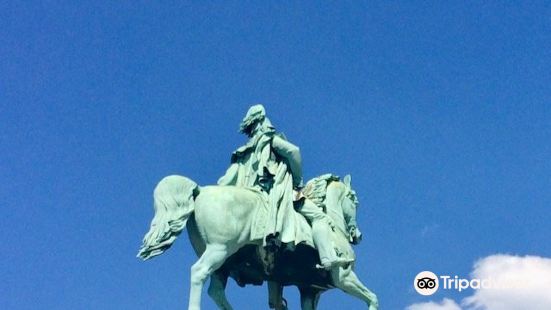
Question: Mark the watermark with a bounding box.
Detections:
[414,270,530,296]
[414,271,439,295]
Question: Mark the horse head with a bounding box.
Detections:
[341,175,362,245]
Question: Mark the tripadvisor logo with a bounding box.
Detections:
[414,270,527,296]
[414,271,439,296]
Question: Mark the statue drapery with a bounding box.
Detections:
[218,105,309,246]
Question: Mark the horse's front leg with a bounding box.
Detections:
[268,281,287,310]
[298,286,322,310]
[189,244,232,310]
[330,266,378,310]
[207,270,233,310]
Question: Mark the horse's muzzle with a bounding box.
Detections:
[352,229,363,245]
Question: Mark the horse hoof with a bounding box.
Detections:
[368,300,379,310]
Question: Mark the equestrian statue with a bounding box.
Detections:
[137,105,379,310]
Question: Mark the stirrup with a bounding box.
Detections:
[264,233,281,252]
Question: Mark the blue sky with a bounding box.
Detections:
[1,2,550,309]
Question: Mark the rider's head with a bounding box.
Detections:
[239,104,269,137]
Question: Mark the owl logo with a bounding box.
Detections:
[414,271,439,295]
[416,277,436,289]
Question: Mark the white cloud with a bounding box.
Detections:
[407,298,462,310]
[406,254,551,310]
[462,254,551,310]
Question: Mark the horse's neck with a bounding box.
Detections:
[324,182,348,235]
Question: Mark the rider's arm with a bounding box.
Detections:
[272,135,303,188]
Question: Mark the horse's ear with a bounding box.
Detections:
[344,174,351,187]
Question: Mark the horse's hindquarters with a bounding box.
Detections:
[193,186,262,246]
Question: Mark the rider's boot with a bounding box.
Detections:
[312,220,354,270]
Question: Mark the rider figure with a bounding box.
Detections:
[219,104,352,269]
[218,104,302,249]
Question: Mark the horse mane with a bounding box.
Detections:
[302,173,341,210]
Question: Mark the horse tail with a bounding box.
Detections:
[138,175,199,260]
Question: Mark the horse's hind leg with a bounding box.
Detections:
[189,244,232,310]
[208,270,233,310]
[331,266,379,310]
